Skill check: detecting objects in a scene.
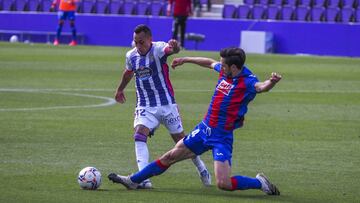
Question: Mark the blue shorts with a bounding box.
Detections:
[58,11,76,21]
[183,122,233,164]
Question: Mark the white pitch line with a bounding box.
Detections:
[0,89,116,112]
[0,88,359,93]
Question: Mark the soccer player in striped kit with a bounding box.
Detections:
[111,24,210,189]
[109,47,281,195]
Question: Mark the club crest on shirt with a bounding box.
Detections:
[216,79,234,96]
[135,67,153,80]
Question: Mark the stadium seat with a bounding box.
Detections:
[237,4,251,19]
[26,0,39,11]
[1,0,15,10]
[285,0,299,6]
[108,0,122,14]
[310,6,325,21]
[251,4,266,19]
[298,0,313,7]
[95,0,108,14]
[325,6,340,21]
[80,0,95,13]
[342,0,356,8]
[222,4,237,18]
[14,0,27,11]
[244,0,257,5]
[355,9,360,21]
[280,5,295,20]
[326,0,341,8]
[271,0,284,6]
[135,1,148,15]
[39,0,53,12]
[294,5,310,21]
[313,0,327,7]
[267,5,280,20]
[148,1,163,16]
[120,1,134,15]
[258,0,271,5]
[339,7,355,22]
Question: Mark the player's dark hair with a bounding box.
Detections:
[220,47,246,69]
[134,24,152,37]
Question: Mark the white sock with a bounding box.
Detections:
[135,141,151,184]
[135,141,149,170]
[192,156,206,173]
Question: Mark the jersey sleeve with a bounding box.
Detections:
[154,41,168,58]
[125,51,134,71]
[213,63,221,73]
[246,74,259,93]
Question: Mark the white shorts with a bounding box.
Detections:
[134,104,184,134]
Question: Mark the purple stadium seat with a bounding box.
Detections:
[298,0,313,6]
[355,9,360,21]
[270,0,284,5]
[26,0,39,11]
[280,5,295,20]
[313,0,327,7]
[325,6,340,21]
[222,4,237,18]
[340,7,354,22]
[94,0,108,14]
[2,0,15,10]
[285,0,298,6]
[267,5,280,19]
[244,0,257,5]
[326,0,341,7]
[81,0,95,13]
[259,0,271,5]
[237,4,251,19]
[310,6,325,21]
[14,0,27,11]
[135,2,148,15]
[295,5,310,21]
[251,4,266,19]
[109,0,121,14]
[148,1,163,16]
[120,1,134,14]
[342,0,357,8]
[39,0,53,11]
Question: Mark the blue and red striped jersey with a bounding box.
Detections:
[203,63,259,131]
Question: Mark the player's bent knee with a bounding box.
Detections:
[216,179,232,191]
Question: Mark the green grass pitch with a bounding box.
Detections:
[0,42,359,203]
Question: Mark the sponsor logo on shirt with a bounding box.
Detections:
[216,79,234,96]
[135,67,153,80]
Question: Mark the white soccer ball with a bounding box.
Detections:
[9,35,19,43]
[77,167,102,190]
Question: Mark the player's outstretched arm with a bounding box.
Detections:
[171,57,218,69]
[114,69,134,103]
[164,39,181,55]
[255,72,282,93]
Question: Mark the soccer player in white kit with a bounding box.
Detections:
[113,24,210,189]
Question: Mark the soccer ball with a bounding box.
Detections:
[9,35,19,43]
[77,167,102,190]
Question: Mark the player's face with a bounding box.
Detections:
[133,32,152,55]
[220,58,232,78]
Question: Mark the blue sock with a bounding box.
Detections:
[130,160,169,183]
[56,24,62,40]
[231,175,261,190]
[71,26,77,41]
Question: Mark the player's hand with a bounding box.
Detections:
[269,72,282,83]
[171,58,185,69]
[115,90,126,103]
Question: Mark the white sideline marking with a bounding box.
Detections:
[0,88,359,93]
[0,89,116,112]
